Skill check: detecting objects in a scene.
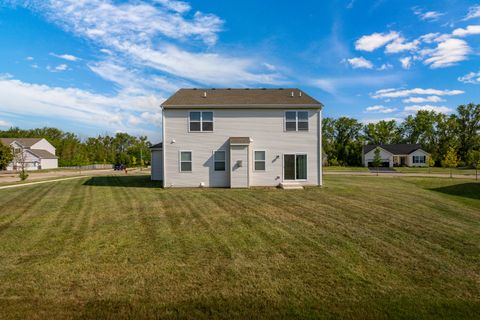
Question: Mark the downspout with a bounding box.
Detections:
[161,106,166,188]
[318,108,323,186]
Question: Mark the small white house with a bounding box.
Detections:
[362,144,430,168]
[0,138,58,171]
[151,88,324,188]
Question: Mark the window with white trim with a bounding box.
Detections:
[214,151,226,171]
[413,155,426,164]
[285,111,309,131]
[180,151,192,172]
[189,111,213,132]
[254,151,266,171]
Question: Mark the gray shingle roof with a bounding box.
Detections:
[28,149,58,159]
[363,144,426,155]
[162,88,323,109]
[0,138,43,147]
[150,142,163,149]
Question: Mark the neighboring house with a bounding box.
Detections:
[362,144,430,168]
[151,88,323,188]
[0,138,58,171]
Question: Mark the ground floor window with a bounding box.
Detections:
[180,151,192,172]
[214,150,226,171]
[254,151,266,171]
[284,154,307,180]
[413,155,426,164]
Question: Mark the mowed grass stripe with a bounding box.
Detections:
[0,175,479,319]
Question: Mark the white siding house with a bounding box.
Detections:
[362,144,430,168]
[152,88,323,188]
[0,138,58,171]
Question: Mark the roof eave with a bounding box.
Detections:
[162,103,323,109]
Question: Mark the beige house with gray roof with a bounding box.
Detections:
[0,138,58,171]
[151,88,323,189]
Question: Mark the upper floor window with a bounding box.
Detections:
[190,111,213,132]
[285,111,308,132]
[214,151,226,171]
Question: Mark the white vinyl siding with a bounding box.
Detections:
[189,111,213,132]
[164,109,320,187]
[285,111,309,132]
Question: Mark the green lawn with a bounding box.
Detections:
[0,175,479,319]
[323,166,369,172]
[393,166,477,176]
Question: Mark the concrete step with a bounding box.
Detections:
[279,182,304,190]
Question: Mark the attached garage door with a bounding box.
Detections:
[367,161,390,167]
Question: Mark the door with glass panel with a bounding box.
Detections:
[283,154,307,181]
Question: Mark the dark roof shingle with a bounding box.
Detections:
[162,88,322,109]
[150,142,163,149]
[27,149,58,159]
[363,144,427,155]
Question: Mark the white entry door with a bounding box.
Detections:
[230,145,249,188]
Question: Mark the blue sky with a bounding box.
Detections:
[0,0,479,141]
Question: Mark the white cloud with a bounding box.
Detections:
[26,56,34,61]
[452,25,480,37]
[361,117,402,124]
[414,10,445,21]
[312,74,403,95]
[403,105,453,114]
[458,71,480,84]
[47,64,68,72]
[51,53,80,61]
[418,33,441,43]
[365,105,398,113]
[399,57,412,69]
[355,31,399,52]
[378,63,393,71]
[12,0,282,86]
[421,38,471,68]
[0,77,164,139]
[402,96,445,103]
[347,57,374,69]
[153,0,191,13]
[372,88,464,99]
[385,38,419,53]
[0,119,12,128]
[464,5,480,21]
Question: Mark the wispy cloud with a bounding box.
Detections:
[346,57,373,69]
[463,5,480,21]
[46,64,68,72]
[399,57,412,69]
[452,25,480,37]
[0,119,12,128]
[355,31,399,52]
[372,88,464,99]
[365,105,398,113]
[402,96,444,103]
[421,38,471,68]
[403,105,453,114]
[412,8,445,21]
[458,70,480,84]
[50,53,80,61]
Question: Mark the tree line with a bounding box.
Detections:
[0,127,152,167]
[323,103,480,167]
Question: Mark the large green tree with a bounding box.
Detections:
[0,142,13,170]
[456,103,480,161]
[364,120,401,145]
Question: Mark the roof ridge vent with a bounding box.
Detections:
[299,91,302,97]
[203,91,207,98]
[291,91,294,97]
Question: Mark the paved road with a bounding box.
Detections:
[324,171,479,180]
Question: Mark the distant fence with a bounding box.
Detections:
[60,164,114,170]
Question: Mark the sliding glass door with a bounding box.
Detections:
[283,154,307,180]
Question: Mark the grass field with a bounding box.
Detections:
[0,175,479,319]
[323,166,369,172]
[393,166,477,176]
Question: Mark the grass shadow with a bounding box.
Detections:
[431,182,480,200]
[83,175,163,188]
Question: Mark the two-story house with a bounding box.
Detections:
[0,138,58,171]
[151,88,323,188]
